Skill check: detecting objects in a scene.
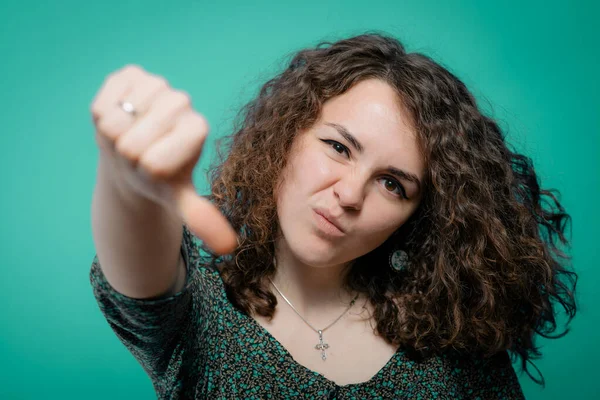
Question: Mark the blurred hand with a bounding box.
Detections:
[91,64,238,255]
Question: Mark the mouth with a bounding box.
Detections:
[313,210,345,237]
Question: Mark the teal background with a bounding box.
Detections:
[0,0,597,398]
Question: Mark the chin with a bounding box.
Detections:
[294,244,332,267]
[280,229,334,266]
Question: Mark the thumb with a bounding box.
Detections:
[171,182,238,255]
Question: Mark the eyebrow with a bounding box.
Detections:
[325,122,422,192]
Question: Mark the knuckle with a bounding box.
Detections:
[96,116,118,137]
[97,114,126,139]
[173,90,191,107]
[190,112,209,134]
[115,138,138,161]
[106,64,141,82]
[114,140,129,157]
[105,65,145,86]
[149,75,169,90]
[104,71,120,86]
[90,102,101,117]
[122,64,144,75]
[139,156,170,179]
[96,117,110,134]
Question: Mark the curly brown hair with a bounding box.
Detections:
[196,32,578,386]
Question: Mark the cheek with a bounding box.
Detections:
[370,216,400,237]
[291,149,335,191]
[360,207,409,241]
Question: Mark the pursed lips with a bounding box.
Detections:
[313,208,346,233]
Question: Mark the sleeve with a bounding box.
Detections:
[89,224,201,386]
[455,350,526,399]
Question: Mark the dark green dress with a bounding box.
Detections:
[89,225,526,399]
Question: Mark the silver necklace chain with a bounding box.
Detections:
[268,277,359,361]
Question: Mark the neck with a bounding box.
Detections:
[271,240,357,321]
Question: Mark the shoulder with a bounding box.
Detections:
[440,350,525,399]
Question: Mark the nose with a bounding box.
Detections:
[333,172,366,210]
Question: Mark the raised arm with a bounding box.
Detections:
[90,64,238,300]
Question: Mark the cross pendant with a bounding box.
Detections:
[314,330,329,361]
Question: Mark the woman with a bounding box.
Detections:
[89,33,577,399]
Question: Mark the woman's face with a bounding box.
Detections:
[275,78,426,268]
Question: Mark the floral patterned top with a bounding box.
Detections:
[89,224,526,399]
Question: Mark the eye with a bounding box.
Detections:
[322,139,408,200]
[380,177,408,200]
[322,140,350,158]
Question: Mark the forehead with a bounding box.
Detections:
[318,79,424,173]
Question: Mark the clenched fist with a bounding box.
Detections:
[91,64,238,255]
